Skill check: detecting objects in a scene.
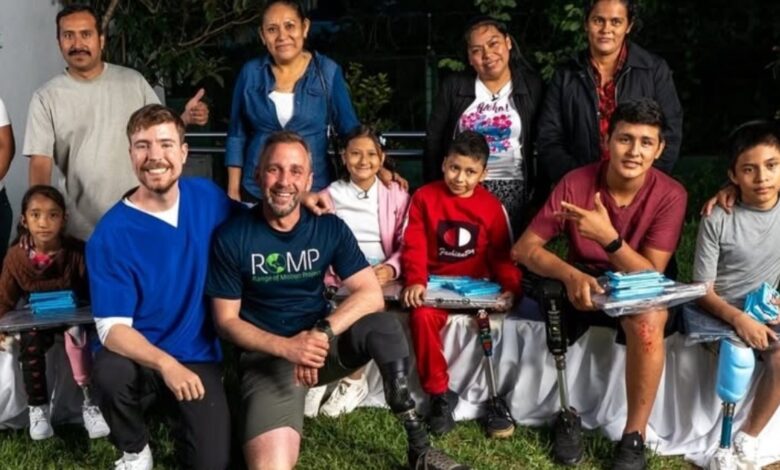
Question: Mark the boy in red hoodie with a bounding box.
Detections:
[402,130,522,439]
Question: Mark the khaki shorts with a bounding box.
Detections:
[238,338,360,442]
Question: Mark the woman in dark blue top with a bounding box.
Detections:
[226,0,359,201]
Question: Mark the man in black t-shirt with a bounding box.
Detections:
[207,131,468,470]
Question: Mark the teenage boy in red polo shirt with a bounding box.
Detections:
[512,98,687,470]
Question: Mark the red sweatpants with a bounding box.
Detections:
[409,306,450,395]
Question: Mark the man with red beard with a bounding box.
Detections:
[86,105,233,470]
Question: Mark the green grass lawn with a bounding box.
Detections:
[0,408,693,469]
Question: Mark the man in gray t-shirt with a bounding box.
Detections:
[692,120,780,469]
[23,5,208,239]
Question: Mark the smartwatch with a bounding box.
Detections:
[314,318,335,341]
[604,236,623,254]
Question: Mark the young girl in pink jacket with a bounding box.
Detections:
[306,126,410,417]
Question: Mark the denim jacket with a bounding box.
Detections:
[225,52,359,197]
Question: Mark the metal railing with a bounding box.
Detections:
[185,131,426,160]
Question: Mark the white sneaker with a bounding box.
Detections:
[304,385,327,418]
[28,405,53,440]
[708,447,737,470]
[733,431,761,470]
[82,404,110,439]
[114,444,153,470]
[319,376,369,417]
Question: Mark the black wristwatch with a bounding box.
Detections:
[604,236,623,254]
[314,318,335,341]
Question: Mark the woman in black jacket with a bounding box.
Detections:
[536,0,683,185]
[424,16,543,236]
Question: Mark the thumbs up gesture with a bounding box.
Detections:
[557,192,619,246]
[182,88,209,126]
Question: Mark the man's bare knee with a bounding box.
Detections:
[244,427,301,470]
[621,309,667,348]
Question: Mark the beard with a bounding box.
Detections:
[264,192,300,218]
[147,179,178,195]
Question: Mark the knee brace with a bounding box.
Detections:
[717,339,755,404]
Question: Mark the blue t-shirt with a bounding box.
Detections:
[206,208,368,337]
[87,178,238,363]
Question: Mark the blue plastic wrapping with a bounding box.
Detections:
[592,271,708,317]
[743,283,779,324]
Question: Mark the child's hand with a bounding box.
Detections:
[377,168,409,191]
[733,314,778,350]
[0,332,7,351]
[373,264,395,286]
[402,284,426,308]
[495,291,515,312]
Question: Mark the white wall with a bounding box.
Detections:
[0,0,68,232]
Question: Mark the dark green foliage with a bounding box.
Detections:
[344,62,394,130]
[60,0,264,88]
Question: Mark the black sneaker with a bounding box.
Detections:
[612,431,646,470]
[484,397,515,438]
[427,390,458,435]
[552,408,584,466]
[409,446,471,470]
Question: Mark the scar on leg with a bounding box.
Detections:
[638,321,656,354]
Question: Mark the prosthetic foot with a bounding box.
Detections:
[475,310,515,438]
[379,360,470,470]
[539,278,583,465]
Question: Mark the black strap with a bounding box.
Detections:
[312,52,335,139]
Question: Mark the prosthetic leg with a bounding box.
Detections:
[475,309,515,438]
[379,359,470,470]
[533,277,584,465]
[708,339,756,470]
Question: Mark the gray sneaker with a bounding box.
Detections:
[410,446,470,470]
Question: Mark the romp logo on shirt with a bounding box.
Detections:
[251,249,321,282]
[437,221,478,261]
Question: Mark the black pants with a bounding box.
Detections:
[335,311,411,369]
[19,330,56,406]
[93,349,231,470]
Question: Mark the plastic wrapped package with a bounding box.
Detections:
[591,271,708,317]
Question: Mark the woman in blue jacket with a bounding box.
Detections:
[226,0,359,201]
[536,0,683,185]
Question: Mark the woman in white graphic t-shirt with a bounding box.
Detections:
[424,17,543,238]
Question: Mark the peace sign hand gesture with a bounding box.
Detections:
[557,192,619,248]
